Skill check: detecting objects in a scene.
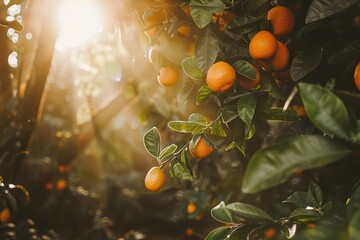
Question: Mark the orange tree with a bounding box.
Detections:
[127,0,360,239]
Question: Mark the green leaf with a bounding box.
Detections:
[196,84,212,105]
[211,201,233,223]
[182,57,206,81]
[289,208,321,223]
[222,105,238,123]
[168,121,207,134]
[143,127,161,158]
[329,39,360,64]
[299,83,353,140]
[190,0,226,29]
[305,0,358,24]
[228,225,256,240]
[348,209,360,240]
[189,113,209,124]
[321,201,333,213]
[170,152,193,181]
[242,135,350,193]
[283,191,309,207]
[226,202,273,223]
[205,227,232,240]
[195,27,218,72]
[159,144,177,160]
[177,78,195,105]
[226,15,259,35]
[237,93,257,132]
[262,108,300,121]
[290,48,323,81]
[281,224,297,239]
[211,121,227,137]
[232,60,257,80]
[307,181,323,208]
[247,0,270,17]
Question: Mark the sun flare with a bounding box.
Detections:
[55,0,103,48]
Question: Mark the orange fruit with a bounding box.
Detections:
[239,64,261,90]
[177,25,191,38]
[354,15,360,28]
[212,11,236,31]
[186,201,197,214]
[249,31,278,60]
[0,208,10,223]
[145,166,165,192]
[158,67,179,87]
[272,68,291,81]
[264,228,276,239]
[260,41,290,72]
[267,6,295,38]
[144,14,164,38]
[45,182,53,190]
[354,62,360,90]
[206,61,236,92]
[292,104,306,118]
[189,136,213,159]
[56,179,67,190]
[185,228,194,237]
[182,3,190,16]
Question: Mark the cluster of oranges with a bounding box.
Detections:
[144,136,214,192]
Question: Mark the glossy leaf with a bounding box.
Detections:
[237,93,257,131]
[226,202,273,223]
[242,135,350,193]
[228,225,256,240]
[329,39,360,64]
[205,227,232,240]
[143,127,161,158]
[195,27,218,72]
[211,121,227,137]
[168,121,207,133]
[283,191,309,207]
[159,144,177,160]
[177,78,195,104]
[196,84,212,105]
[182,57,206,81]
[306,0,357,24]
[232,60,257,80]
[189,113,209,124]
[281,224,297,239]
[247,0,270,17]
[289,208,321,223]
[299,83,353,140]
[211,201,233,223]
[290,48,323,81]
[190,0,226,29]
[222,105,238,123]
[262,108,300,121]
[307,181,323,208]
[226,15,258,35]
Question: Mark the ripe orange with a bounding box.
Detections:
[260,41,290,72]
[189,136,213,159]
[158,67,179,87]
[185,228,194,237]
[177,25,191,38]
[249,31,278,60]
[264,228,276,239]
[45,182,53,190]
[57,179,67,190]
[354,15,360,28]
[239,64,261,90]
[186,201,197,214]
[0,208,10,223]
[144,14,164,38]
[267,6,295,38]
[354,62,360,90]
[206,61,236,92]
[212,11,236,31]
[292,104,307,118]
[145,166,165,192]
